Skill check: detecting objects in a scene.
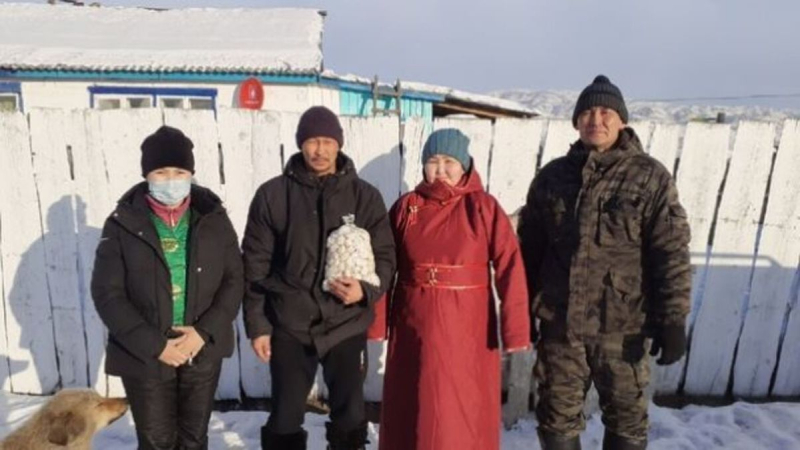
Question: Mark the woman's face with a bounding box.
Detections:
[424,154,465,186]
[145,167,192,182]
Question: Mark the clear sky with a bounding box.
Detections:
[12,0,800,108]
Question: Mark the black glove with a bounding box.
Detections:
[649,325,686,365]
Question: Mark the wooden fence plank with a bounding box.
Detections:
[27,109,89,389]
[684,122,776,396]
[434,118,493,190]
[490,119,543,215]
[164,109,241,400]
[655,122,730,396]
[539,120,576,168]
[94,109,164,397]
[0,112,59,394]
[765,120,800,397]
[235,111,285,399]
[647,123,683,175]
[400,117,429,193]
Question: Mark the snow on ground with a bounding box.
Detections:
[2,392,799,449]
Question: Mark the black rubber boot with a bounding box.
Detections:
[261,426,308,450]
[602,430,647,450]
[538,428,582,450]
[325,422,368,450]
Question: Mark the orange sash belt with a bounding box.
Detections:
[398,263,490,290]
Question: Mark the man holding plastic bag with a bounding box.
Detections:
[242,106,396,450]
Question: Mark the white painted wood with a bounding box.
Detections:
[237,111,285,399]
[364,340,387,402]
[341,116,402,207]
[75,111,119,394]
[164,109,241,400]
[27,109,90,389]
[100,109,163,202]
[434,117,493,190]
[0,112,59,394]
[773,283,800,396]
[646,124,683,176]
[92,109,163,398]
[684,122,775,396]
[645,125,684,395]
[629,121,654,151]
[490,118,543,215]
[539,120,576,169]
[761,120,800,397]
[339,116,400,401]
[654,122,731,396]
[276,112,302,171]
[399,117,430,193]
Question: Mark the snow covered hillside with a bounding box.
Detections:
[492,90,800,124]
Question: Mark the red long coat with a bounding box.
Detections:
[377,169,530,450]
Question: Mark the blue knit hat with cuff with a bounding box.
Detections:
[421,128,472,171]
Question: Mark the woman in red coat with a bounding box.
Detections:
[378,128,532,450]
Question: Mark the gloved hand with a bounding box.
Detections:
[649,325,686,365]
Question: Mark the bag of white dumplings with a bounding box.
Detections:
[322,214,381,291]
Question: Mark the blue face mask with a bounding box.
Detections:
[148,179,192,206]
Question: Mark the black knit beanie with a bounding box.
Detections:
[140,126,195,177]
[295,106,344,149]
[572,75,629,126]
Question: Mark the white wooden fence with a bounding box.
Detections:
[1,109,799,405]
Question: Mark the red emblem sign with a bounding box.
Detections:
[238,77,265,109]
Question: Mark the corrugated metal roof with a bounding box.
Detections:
[0,4,324,74]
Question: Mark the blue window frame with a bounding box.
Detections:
[87,85,218,115]
[0,81,24,112]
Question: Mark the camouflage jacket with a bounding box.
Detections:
[517,128,691,337]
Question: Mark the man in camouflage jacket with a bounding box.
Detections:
[518,75,691,450]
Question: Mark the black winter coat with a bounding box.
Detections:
[92,183,244,380]
[242,152,396,355]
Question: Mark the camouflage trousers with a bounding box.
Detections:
[534,329,650,440]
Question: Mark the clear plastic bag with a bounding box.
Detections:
[322,214,381,291]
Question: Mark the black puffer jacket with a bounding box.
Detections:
[242,152,396,355]
[92,183,243,380]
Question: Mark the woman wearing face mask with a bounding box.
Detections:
[92,125,243,450]
[375,129,531,450]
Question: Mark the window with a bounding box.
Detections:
[160,97,184,109]
[0,94,19,112]
[127,97,151,109]
[0,82,23,112]
[97,98,121,110]
[89,86,217,114]
[189,98,214,110]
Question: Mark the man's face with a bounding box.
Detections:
[301,136,339,176]
[575,106,625,152]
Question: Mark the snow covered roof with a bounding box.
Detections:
[323,71,539,117]
[0,4,324,74]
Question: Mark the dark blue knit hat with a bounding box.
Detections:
[295,106,344,149]
[572,75,629,126]
[421,128,472,171]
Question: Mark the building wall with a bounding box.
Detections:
[14,79,340,113]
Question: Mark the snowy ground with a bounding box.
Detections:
[1,392,799,449]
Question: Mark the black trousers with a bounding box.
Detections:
[267,330,367,435]
[122,359,222,450]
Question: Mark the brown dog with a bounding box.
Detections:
[0,389,128,450]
